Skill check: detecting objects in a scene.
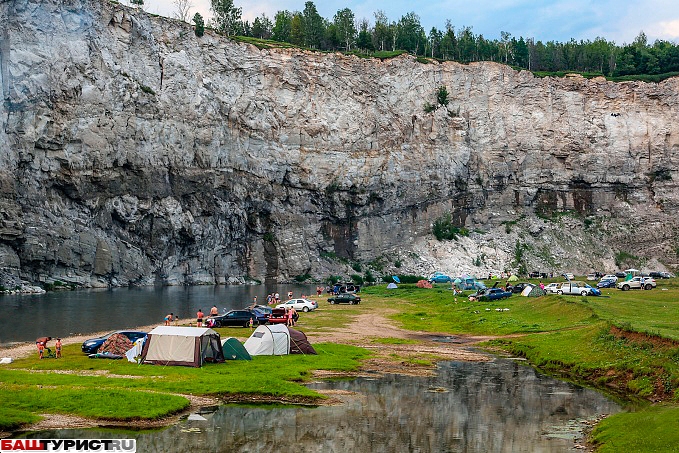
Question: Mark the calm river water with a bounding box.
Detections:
[0,284,320,346]
[23,359,621,452]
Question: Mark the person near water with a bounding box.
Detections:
[165,313,172,326]
[55,338,62,358]
[37,341,44,359]
[197,309,204,327]
[210,305,219,316]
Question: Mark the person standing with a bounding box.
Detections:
[197,309,204,327]
[210,305,219,316]
[37,341,44,359]
[165,313,172,326]
[55,338,62,358]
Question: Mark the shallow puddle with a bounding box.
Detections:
[23,358,620,452]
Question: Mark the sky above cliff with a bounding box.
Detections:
[146,0,679,45]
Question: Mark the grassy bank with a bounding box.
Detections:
[0,342,369,431]
[360,280,679,450]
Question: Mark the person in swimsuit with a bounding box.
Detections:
[55,338,62,358]
[197,309,204,327]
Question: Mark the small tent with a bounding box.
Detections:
[140,326,224,367]
[289,328,317,355]
[522,285,546,297]
[387,282,398,289]
[244,324,290,356]
[244,325,316,356]
[507,274,519,282]
[221,337,252,360]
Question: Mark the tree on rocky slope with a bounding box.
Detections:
[210,0,242,36]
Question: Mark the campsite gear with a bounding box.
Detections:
[140,326,225,367]
[387,282,398,289]
[88,352,124,359]
[125,337,146,363]
[392,276,401,283]
[99,333,134,355]
[244,325,316,356]
[521,285,546,297]
[506,274,519,282]
[221,337,252,360]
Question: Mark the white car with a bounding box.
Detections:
[275,298,318,312]
[556,281,600,296]
[544,283,561,294]
[600,275,618,281]
[617,277,656,291]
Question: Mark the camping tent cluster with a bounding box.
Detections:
[137,325,316,367]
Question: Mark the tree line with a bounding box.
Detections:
[193,0,679,78]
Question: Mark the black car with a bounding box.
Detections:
[208,310,262,327]
[328,293,361,304]
[649,271,672,279]
[81,330,147,354]
[615,272,627,278]
[507,282,531,294]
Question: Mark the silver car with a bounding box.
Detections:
[617,277,656,291]
[556,281,598,296]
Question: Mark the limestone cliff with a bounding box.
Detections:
[1,0,679,286]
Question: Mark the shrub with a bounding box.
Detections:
[193,13,205,37]
[351,262,362,272]
[432,213,468,241]
[350,274,364,285]
[364,270,375,283]
[294,274,311,282]
[436,85,449,106]
[326,275,341,285]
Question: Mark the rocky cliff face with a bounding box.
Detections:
[2,0,679,287]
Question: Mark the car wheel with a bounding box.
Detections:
[645,284,652,290]
[214,321,222,328]
[330,300,335,304]
[303,307,309,312]
[581,291,588,296]
[622,285,629,291]
[557,290,563,295]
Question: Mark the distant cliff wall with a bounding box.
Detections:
[1,0,679,286]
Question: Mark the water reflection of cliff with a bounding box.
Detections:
[28,359,620,452]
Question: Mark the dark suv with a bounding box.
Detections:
[649,271,672,279]
[328,293,361,304]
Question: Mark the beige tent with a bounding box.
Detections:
[140,326,224,367]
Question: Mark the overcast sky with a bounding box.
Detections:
[141,0,679,45]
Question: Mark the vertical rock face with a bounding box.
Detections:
[1,0,679,286]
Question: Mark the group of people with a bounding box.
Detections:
[36,336,61,359]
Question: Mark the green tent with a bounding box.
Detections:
[507,274,519,282]
[221,337,252,360]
